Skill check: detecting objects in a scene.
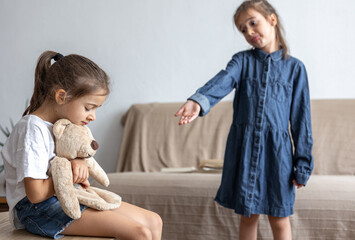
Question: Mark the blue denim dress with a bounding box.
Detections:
[189,48,313,217]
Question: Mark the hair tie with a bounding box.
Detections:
[54,53,64,61]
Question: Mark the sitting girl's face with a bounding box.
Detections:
[56,88,107,126]
[236,8,278,53]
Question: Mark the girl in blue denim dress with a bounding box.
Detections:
[1,51,163,239]
[175,0,313,239]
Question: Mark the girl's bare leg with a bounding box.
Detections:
[62,201,163,240]
[268,215,292,240]
[239,214,259,240]
[111,201,163,240]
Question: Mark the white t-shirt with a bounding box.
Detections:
[0,115,55,228]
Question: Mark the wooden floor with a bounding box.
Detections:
[0,212,115,240]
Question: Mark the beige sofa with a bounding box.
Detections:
[102,99,355,240]
[0,99,354,240]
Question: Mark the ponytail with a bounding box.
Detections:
[23,50,110,117]
[23,51,57,116]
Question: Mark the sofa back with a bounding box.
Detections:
[310,99,355,175]
[116,100,355,175]
[116,102,232,172]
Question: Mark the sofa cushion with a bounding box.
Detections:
[0,211,114,240]
[94,173,355,240]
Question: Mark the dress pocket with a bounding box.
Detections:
[241,78,256,98]
[271,81,292,102]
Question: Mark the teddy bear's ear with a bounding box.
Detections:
[53,119,72,139]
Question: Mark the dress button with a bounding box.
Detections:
[251,175,255,180]
[260,100,264,105]
[262,83,266,88]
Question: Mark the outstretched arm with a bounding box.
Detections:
[180,53,242,118]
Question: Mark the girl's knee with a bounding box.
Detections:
[132,225,152,240]
[241,214,260,224]
[268,216,290,229]
[268,215,289,222]
[150,212,163,230]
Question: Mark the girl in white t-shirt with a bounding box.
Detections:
[1,51,162,239]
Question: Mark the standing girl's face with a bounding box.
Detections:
[55,88,107,126]
[236,8,279,53]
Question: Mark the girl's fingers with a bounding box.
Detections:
[71,159,90,183]
[81,180,90,189]
[176,101,201,125]
[74,172,81,183]
[79,168,85,182]
[179,118,187,125]
[80,168,89,183]
[175,103,190,117]
[85,170,89,181]
[187,111,199,122]
[188,114,198,123]
[179,111,198,124]
[73,167,88,184]
[73,168,79,183]
[175,107,184,117]
[178,112,189,124]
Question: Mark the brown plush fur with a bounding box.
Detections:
[49,119,121,219]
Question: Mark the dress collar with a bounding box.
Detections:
[254,48,283,61]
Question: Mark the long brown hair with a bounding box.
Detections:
[23,51,110,116]
[234,0,289,59]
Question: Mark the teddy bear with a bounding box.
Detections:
[49,119,121,219]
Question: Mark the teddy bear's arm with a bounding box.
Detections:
[85,157,110,187]
[50,156,82,219]
[75,185,121,211]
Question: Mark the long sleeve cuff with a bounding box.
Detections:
[294,171,310,186]
[188,93,211,116]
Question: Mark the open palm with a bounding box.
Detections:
[174,100,201,125]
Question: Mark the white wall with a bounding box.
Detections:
[1,0,354,173]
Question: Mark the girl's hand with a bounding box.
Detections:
[174,100,201,125]
[71,159,89,184]
[80,179,90,189]
[292,179,304,189]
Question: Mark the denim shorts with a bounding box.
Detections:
[15,196,87,239]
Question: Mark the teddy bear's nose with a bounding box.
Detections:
[91,140,99,150]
